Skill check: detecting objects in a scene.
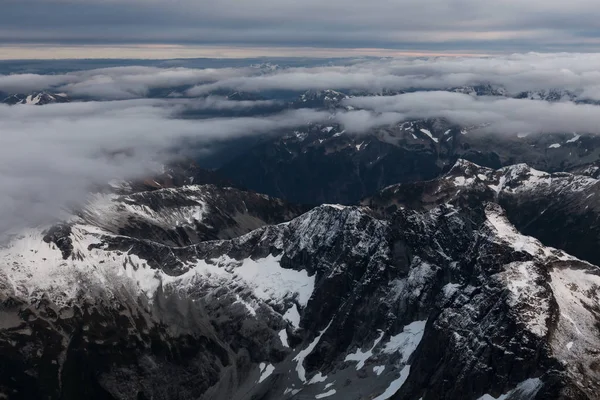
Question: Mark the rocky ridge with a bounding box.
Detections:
[1,160,600,399]
[2,92,70,105]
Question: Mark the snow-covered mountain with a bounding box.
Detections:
[1,160,600,399]
[2,92,70,105]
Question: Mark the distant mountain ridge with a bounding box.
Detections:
[2,91,70,105]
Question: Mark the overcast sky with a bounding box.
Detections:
[3,0,600,58]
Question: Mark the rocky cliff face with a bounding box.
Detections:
[1,161,600,400]
[366,159,600,266]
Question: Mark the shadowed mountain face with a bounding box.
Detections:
[1,160,600,400]
[215,112,600,204]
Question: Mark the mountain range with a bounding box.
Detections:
[2,83,600,399]
[1,158,600,399]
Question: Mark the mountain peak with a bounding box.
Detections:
[2,91,70,105]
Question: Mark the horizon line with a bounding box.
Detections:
[0,44,495,60]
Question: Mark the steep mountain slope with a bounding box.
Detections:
[217,122,443,204]
[366,159,600,266]
[79,185,309,247]
[1,161,600,399]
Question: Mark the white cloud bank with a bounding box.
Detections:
[0,66,257,99]
[186,53,600,99]
[340,91,600,134]
[6,53,600,101]
[0,100,327,234]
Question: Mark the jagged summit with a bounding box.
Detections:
[2,91,70,105]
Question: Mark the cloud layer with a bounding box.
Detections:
[7,53,600,101]
[0,99,328,234]
[340,92,600,134]
[0,66,257,99]
[5,54,600,234]
[187,53,600,99]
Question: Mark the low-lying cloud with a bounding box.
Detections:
[0,65,257,99]
[6,53,600,101]
[342,91,600,134]
[0,99,327,234]
[6,54,600,234]
[187,53,600,99]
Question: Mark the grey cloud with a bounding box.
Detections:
[341,91,600,134]
[1,66,256,99]
[186,53,600,96]
[3,0,600,51]
[9,54,600,101]
[0,100,328,235]
[0,73,78,93]
[186,96,278,110]
[335,110,407,133]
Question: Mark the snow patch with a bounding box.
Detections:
[442,283,461,298]
[230,254,315,306]
[293,320,333,382]
[308,372,327,384]
[476,378,543,400]
[279,329,289,347]
[284,304,301,329]
[419,128,439,143]
[382,320,426,363]
[258,363,275,383]
[485,206,561,259]
[344,330,385,370]
[324,204,347,210]
[453,176,475,186]
[499,261,550,337]
[373,366,385,376]
[315,389,336,399]
[233,294,256,316]
[549,266,600,374]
